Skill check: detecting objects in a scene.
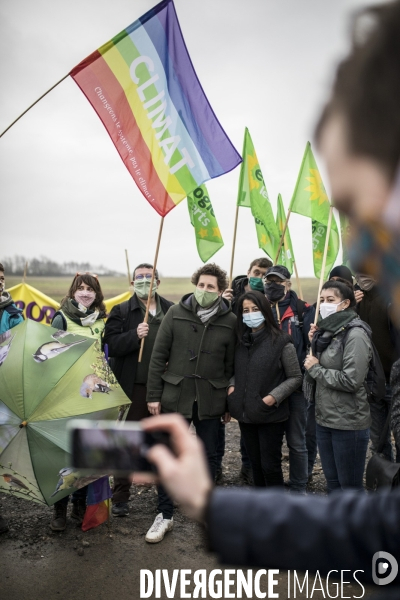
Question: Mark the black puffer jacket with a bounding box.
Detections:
[228,328,302,424]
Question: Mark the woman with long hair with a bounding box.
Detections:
[50,272,107,532]
[228,291,302,487]
[304,280,372,493]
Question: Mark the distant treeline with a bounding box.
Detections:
[3,255,123,277]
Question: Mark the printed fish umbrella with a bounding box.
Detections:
[0,319,130,506]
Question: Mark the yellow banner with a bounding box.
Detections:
[7,283,59,325]
[104,291,132,314]
[7,283,132,326]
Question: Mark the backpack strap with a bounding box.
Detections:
[296,298,307,328]
[119,300,130,332]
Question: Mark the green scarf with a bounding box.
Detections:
[317,309,358,333]
[60,298,105,326]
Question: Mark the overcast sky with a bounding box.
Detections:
[0,0,382,278]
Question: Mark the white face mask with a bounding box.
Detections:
[319,300,344,320]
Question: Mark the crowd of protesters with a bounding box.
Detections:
[1,254,400,544]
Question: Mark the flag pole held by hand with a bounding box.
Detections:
[138,217,164,363]
[309,205,334,354]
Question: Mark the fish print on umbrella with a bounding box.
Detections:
[0,333,16,367]
[80,374,111,399]
[51,467,80,497]
[33,339,86,363]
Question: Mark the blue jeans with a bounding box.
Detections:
[158,402,221,518]
[306,401,318,477]
[316,424,370,493]
[369,383,395,462]
[284,391,308,493]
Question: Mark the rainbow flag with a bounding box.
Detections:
[70,0,241,217]
[81,476,112,532]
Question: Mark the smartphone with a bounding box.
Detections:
[69,420,172,475]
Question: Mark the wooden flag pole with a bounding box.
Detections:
[313,205,334,327]
[138,216,165,363]
[228,205,240,288]
[293,261,303,300]
[125,249,131,287]
[274,209,292,265]
[0,74,70,138]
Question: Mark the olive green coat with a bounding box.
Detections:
[306,325,372,430]
[146,294,237,420]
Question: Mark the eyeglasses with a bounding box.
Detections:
[75,272,98,279]
[135,274,153,281]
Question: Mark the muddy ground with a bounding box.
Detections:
[1,420,375,600]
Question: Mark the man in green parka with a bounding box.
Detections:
[145,263,236,543]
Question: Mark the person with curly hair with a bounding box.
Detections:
[144,263,236,542]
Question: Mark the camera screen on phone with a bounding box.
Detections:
[72,426,170,474]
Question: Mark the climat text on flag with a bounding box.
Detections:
[70,0,241,217]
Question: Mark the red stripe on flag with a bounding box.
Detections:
[81,500,109,531]
[70,52,175,216]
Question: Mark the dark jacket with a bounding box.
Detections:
[357,287,400,379]
[146,294,236,420]
[207,486,400,595]
[103,293,173,399]
[306,319,372,430]
[228,329,302,424]
[391,358,400,449]
[270,290,315,367]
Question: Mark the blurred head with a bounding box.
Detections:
[316,2,400,224]
[63,273,105,312]
[236,291,281,340]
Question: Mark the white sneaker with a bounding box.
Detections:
[145,513,173,543]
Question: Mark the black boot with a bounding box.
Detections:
[50,501,67,531]
[70,499,86,524]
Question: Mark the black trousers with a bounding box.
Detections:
[112,383,150,504]
[239,420,286,487]
[158,402,220,519]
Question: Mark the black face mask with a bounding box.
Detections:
[265,282,286,303]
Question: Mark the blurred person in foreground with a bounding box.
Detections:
[135,3,400,596]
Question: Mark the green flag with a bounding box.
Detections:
[187,184,224,263]
[276,194,295,274]
[237,128,280,259]
[290,142,339,278]
[339,213,352,268]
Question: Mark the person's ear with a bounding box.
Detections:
[156,280,161,287]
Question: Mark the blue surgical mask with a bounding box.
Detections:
[243,312,265,329]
